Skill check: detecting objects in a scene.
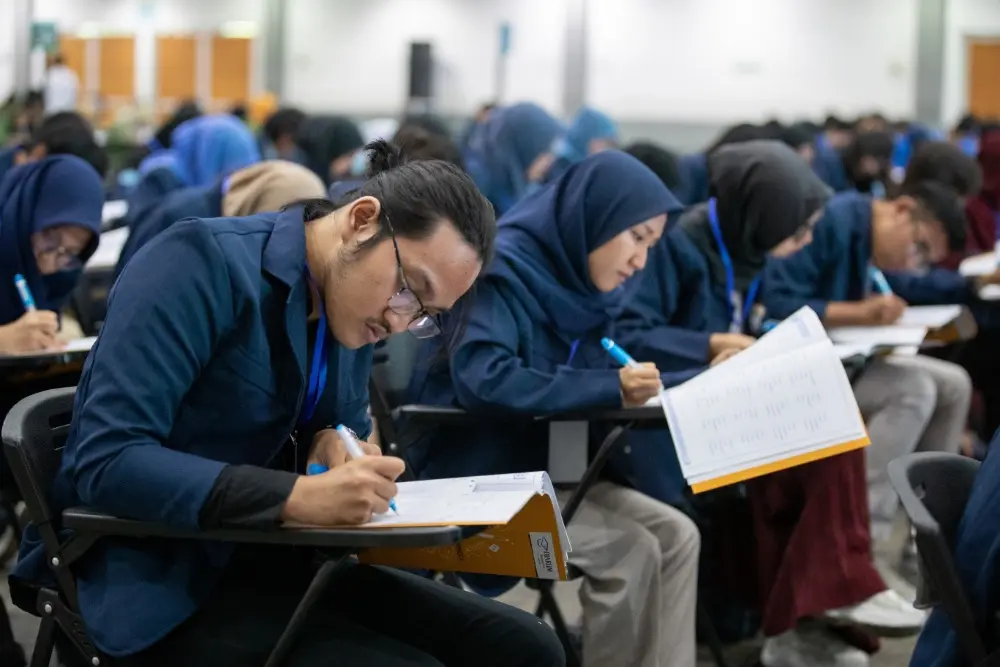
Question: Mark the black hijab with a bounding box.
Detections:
[678,139,831,290]
[296,116,364,185]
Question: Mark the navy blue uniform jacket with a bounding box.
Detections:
[13,209,372,656]
[763,192,979,320]
[407,277,698,482]
[114,181,223,279]
[617,226,722,371]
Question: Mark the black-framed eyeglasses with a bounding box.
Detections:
[383,214,443,339]
[33,229,84,271]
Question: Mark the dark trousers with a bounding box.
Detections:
[118,546,565,667]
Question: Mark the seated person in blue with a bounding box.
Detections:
[0,155,103,667]
[909,430,1000,667]
[764,183,973,553]
[465,102,565,215]
[813,130,894,196]
[123,113,260,238]
[0,155,103,355]
[116,160,325,275]
[0,111,107,183]
[260,107,307,161]
[538,106,618,184]
[295,115,365,186]
[622,140,924,667]
[675,123,771,206]
[408,151,701,667]
[11,141,564,667]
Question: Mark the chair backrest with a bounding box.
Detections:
[1,388,77,556]
[888,451,986,664]
[370,335,422,452]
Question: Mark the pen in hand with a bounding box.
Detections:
[307,425,398,514]
[601,337,639,368]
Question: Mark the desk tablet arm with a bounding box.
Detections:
[392,404,479,424]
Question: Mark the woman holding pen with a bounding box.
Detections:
[407,151,702,667]
[0,155,103,354]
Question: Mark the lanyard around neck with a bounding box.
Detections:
[300,279,329,426]
[707,198,760,333]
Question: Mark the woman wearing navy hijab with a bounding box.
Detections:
[0,155,103,354]
[467,102,564,214]
[538,106,618,184]
[409,151,702,667]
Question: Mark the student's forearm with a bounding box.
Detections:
[822,302,871,327]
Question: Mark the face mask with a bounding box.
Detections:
[349,150,368,177]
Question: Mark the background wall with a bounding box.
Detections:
[14,0,1000,145]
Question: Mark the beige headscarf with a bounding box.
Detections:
[222,160,326,217]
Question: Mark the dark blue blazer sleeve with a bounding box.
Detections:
[450,286,624,414]
[763,220,835,321]
[69,222,233,527]
[885,269,974,306]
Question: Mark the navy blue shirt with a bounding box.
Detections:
[13,209,372,656]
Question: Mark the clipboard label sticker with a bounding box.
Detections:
[529,532,558,579]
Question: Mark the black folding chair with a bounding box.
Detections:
[888,451,987,666]
[369,341,730,667]
[2,387,464,667]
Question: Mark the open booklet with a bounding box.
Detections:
[658,306,870,493]
[331,472,572,580]
[827,305,969,354]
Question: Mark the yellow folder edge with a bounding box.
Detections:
[690,434,871,494]
[358,493,570,581]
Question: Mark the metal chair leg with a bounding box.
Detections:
[262,554,352,667]
[29,615,56,667]
[697,596,731,667]
[540,586,581,667]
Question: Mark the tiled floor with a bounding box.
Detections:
[3,567,917,666]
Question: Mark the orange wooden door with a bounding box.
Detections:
[157,35,198,120]
[210,36,252,111]
[97,36,135,127]
[58,36,88,90]
[968,40,1000,119]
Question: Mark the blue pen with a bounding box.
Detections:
[870,267,893,295]
[13,274,36,312]
[308,425,398,513]
[760,319,779,334]
[600,337,639,368]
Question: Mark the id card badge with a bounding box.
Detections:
[728,291,744,333]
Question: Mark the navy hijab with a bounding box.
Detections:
[487,150,682,337]
[0,155,104,325]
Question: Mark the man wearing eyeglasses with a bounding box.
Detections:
[762,180,974,585]
[12,142,566,667]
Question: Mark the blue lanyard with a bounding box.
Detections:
[300,288,329,426]
[707,198,760,333]
[566,339,581,366]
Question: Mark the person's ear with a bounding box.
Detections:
[346,196,382,244]
[892,196,917,218]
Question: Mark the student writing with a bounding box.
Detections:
[623,140,925,666]
[0,156,103,354]
[11,141,564,667]
[763,183,973,551]
[408,151,701,667]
